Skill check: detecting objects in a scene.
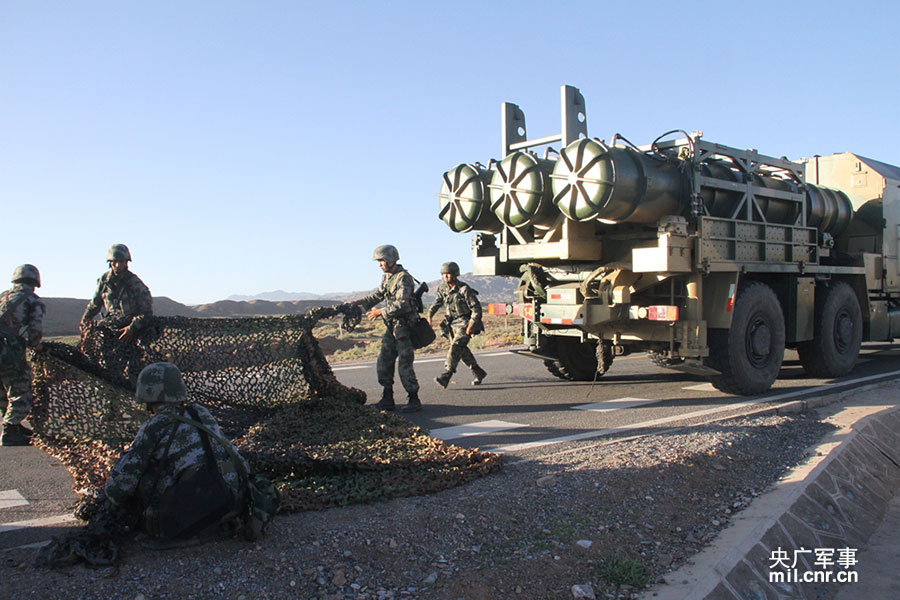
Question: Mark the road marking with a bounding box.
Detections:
[0,490,28,510]
[573,397,658,412]
[483,351,513,357]
[683,383,716,392]
[0,514,78,534]
[430,420,527,441]
[331,365,369,372]
[493,370,900,454]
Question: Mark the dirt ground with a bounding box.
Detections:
[1,410,833,600]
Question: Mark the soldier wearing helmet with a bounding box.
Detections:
[103,362,249,543]
[354,245,422,412]
[0,264,45,446]
[80,244,153,343]
[427,261,487,388]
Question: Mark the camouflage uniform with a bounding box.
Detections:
[81,269,153,332]
[105,402,248,518]
[0,282,44,427]
[428,279,486,384]
[358,263,420,397]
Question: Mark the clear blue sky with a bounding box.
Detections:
[2,1,898,304]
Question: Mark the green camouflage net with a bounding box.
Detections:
[30,304,501,512]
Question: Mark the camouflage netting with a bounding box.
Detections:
[30,304,501,513]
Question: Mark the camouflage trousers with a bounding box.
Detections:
[0,363,33,425]
[443,321,480,375]
[376,320,419,395]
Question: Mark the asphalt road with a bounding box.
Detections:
[332,342,900,455]
[2,342,899,551]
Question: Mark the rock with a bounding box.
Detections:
[576,539,592,549]
[389,538,398,548]
[571,583,596,599]
[658,553,673,567]
[332,569,346,586]
[536,475,556,488]
[424,572,438,584]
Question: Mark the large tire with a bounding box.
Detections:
[707,282,785,395]
[543,338,608,381]
[797,282,862,378]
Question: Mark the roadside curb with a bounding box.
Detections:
[643,381,900,600]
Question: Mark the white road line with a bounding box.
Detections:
[5,540,52,551]
[331,365,369,372]
[683,383,716,392]
[483,351,513,357]
[0,490,28,510]
[573,397,658,412]
[431,420,527,441]
[494,370,900,454]
[0,513,78,534]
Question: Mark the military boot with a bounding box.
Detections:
[375,388,395,411]
[1,423,32,447]
[433,371,452,389]
[400,393,422,413]
[471,365,487,386]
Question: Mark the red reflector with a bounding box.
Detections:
[550,294,562,300]
[647,306,679,321]
[488,303,508,315]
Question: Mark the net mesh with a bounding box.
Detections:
[30,304,501,512]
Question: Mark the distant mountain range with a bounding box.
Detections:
[42,274,519,337]
[227,273,519,305]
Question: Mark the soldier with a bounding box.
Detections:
[355,245,422,412]
[81,244,153,342]
[104,362,248,543]
[427,261,487,388]
[0,265,45,446]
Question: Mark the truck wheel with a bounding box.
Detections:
[797,282,862,378]
[708,282,785,395]
[543,338,606,381]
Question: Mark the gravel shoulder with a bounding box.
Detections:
[1,410,834,600]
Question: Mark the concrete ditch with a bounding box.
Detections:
[643,381,900,600]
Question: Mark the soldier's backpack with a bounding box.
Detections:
[408,277,436,349]
[0,291,27,370]
[0,332,26,370]
[165,410,281,541]
[145,408,237,540]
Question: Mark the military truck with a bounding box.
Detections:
[438,85,900,395]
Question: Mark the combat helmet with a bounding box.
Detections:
[107,244,132,262]
[372,244,400,263]
[136,362,187,406]
[11,264,41,287]
[440,261,460,276]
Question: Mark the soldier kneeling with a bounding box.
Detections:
[104,362,249,547]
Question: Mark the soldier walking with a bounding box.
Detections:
[355,245,421,412]
[81,244,152,342]
[428,261,487,388]
[0,265,45,446]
